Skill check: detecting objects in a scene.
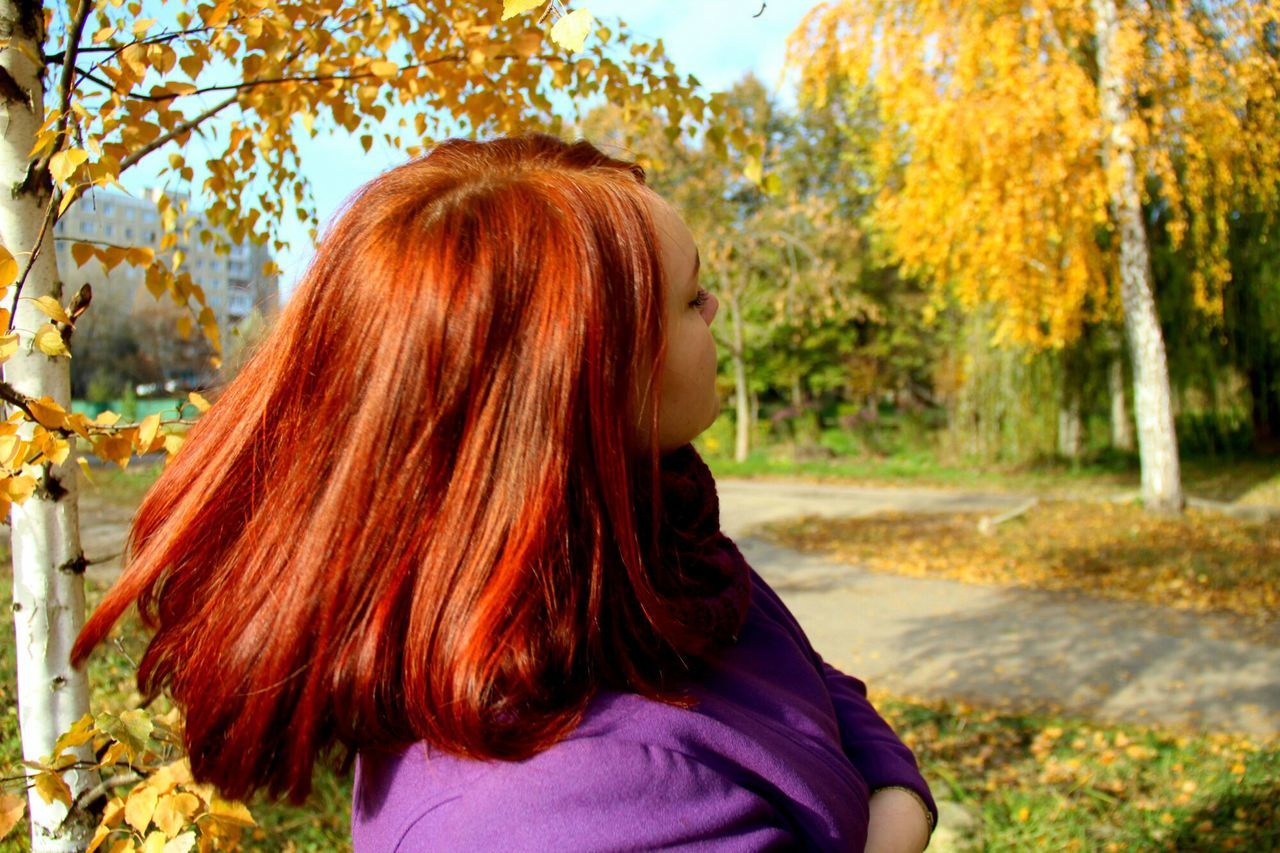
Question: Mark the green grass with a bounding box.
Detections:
[695,420,1280,505]
[877,693,1279,851]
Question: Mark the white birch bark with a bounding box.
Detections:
[0,1,98,848]
[1057,396,1083,459]
[1092,0,1184,513]
[1108,349,1135,451]
[1057,347,1083,460]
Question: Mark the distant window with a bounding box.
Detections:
[125,227,134,240]
[103,224,114,237]
[144,211,157,223]
[103,202,114,215]
[81,221,94,235]
[125,209,135,220]
[196,259,204,269]
[55,221,64,234]
[147,231,157,242]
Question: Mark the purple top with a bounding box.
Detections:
[352,570,936,850]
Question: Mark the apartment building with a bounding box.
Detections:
[52,187,280,335]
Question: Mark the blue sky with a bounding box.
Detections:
[123,2,813,299]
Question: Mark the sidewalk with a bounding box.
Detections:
[719,479,1280,738]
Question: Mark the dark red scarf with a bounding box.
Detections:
[654,443,752,650]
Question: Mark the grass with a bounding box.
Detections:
[876,692,1278,851]
[696,419,1280,506]
[762,500,1280,626]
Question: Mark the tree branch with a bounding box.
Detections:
[59,770,141,830]
[7,190,61,331]
[0,380,40,424]
[119,92,240,174]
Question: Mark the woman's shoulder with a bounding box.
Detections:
[351,571,870,851]
[351,722,793,852]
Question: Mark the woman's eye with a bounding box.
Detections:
[690,289,710,309]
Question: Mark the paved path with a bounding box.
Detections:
[718,479,1280,738]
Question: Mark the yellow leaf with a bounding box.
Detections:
[32,295,70,325]
[0,792,24,840]
[161,831,196,853]
[52,713,96,756]
[147,761,193,794]
[71,242,96,268]
[147,44,176,74]
[142,830,166,853]
[187,391,210,412]
[126,247,154,267]
[94,410,120,427]
[152,791,199,839]
[550,8,593,52]
[0,245,17,287]
[163,433,185,458]
[0,435,22,467]
[34,771,72,807]
[4,475,37,502]
[512,31,542,57]
[49,149,89,184]
[91,26,116,44]
[0,333,19,362]
[207,797,254,828]
[125,785,159,834]
[132,18,156,36]
[27,396,66,429]
[77,455,95,487]
[136,413,161,451]
[34,323,71,358]
[101,246,128,272]
[85,823,113,853]
[369,60,398,78]
[38,432,70,465]
[502,0,544,20]
[93,434,132,469]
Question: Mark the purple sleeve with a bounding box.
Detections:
[393,739,795,851]
[820,660,939,829]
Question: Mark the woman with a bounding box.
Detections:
[73,135,936,851]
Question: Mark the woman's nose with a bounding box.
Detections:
[704,292,719,325]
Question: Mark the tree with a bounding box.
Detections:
[0,0,724,847]
[788,0,1280,513]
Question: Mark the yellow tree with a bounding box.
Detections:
[788,0,1280,513]
[0,0,723,847]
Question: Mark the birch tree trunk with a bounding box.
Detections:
[727,290,750,463]
[1108,350,1135,451]
[0,1,99,847]
[1092,0,1184,513]
[1057,347,1083,460]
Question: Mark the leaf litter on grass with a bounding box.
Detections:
[763,500,1280,627]
[874,691,1279,851]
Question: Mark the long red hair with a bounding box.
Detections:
[72,135,708,802]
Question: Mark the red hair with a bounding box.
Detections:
[72,135,709,802]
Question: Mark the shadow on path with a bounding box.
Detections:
[740,536,1280,737]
